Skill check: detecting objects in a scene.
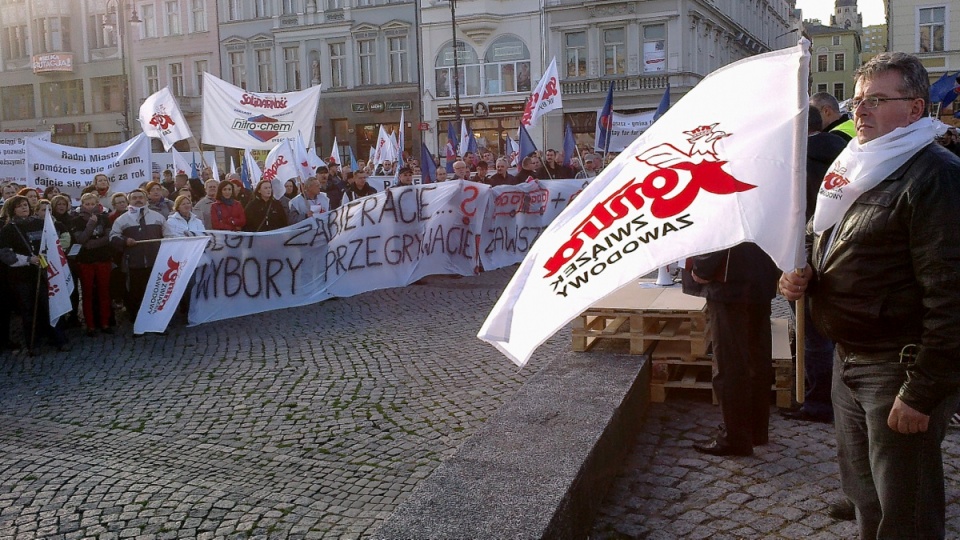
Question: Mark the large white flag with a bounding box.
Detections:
[478,42,810,367]
[372,125,397,165]
[139,86,193,151]
[520,57,563,128]
[134,236,209,335]
[262,140,301,199]
[39,211,74,326]
[201,73,322,150]
[294,131,316,181]
[171,147,192,176]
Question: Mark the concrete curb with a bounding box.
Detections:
[370,350,649,539]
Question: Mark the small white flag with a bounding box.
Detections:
[521,57,564,128]
[134,236,209,335]
[262,140,301,199]
[40,211,75,326]
[139,87,193,150]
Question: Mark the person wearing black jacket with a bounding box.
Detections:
[343,170,377,203]
[683,242,780,456]
[0,195,68,353]
[243,180,288,232]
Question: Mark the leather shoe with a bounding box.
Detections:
[693,439,752,457]
[828,499,856,521]
[781,408,832,423]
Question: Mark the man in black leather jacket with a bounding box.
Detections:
[781,52,960,539]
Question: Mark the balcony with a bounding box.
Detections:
[561,74,670,96]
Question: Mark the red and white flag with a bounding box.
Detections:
[40,211,74,326]
[329,136,341,166]
[520,57,563,128]
[262,140,300,199]
[139,87,193,151]
[479,42,811,367]
[171,147,191,176]
[134,236,209,335]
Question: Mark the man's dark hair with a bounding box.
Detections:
[315,165,329,174]
[856,52,929,110]
[398,166,412,175]
[808,106,824,132]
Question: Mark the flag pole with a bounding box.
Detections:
[795,289,806,404]
[189,136,208,169]
[29,263,43,355]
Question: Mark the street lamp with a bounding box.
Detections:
[448,0,461,127]
[104,0,142,141]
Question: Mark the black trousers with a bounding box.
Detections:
[708,299,773,449]
[125,268,151,323]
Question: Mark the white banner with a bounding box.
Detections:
[188,181,487,325]
[26,134,152,200]
[152,151,216,177]
[0,132,50,185]
[135,236,210,335]
[521,57,563,128]
[139,86,193,151]
[479,41,810,366]
[595,110,657,152]
[201,72,322,150]
[40,211,74,326]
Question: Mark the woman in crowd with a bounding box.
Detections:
[92,174,114,211]
[17,187,39,212]
[43,186,61,202]
[108,193,128,224]
[164,195,206,238]
[50,194,75,228]
[73,193,114,337]
[145,181,174,218]
[211,180,246,231]
[0,195,67,353]
[284,179,299,201]
[243,180,288,232]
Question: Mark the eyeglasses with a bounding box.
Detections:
[849,96,918,110]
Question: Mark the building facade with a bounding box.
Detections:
[129,0,220,152]
[806,22,861,102]
[0,0,136,147]
[860,23,886,63]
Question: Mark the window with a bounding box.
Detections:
[603,27,625,75]
[357,0,372,6]
[284,46,301,90]
[327,0,342,9]
[330,43,345,88]
[195,60,207,94]
[165,1,181,35]
[2,84,34,121]
[565,32,586,78]
[282,0,296,15]
[832,36,841,46]
[643,24,666,73]
[919,7,946,53]
[191,0,206,32]
[482,36,531,95]
[92,76,123,113]
[434,40,481,97]
[833,83,844,101]
[358,38,375,85]
[34,17,71,53]
[2,25,28,59]
[834,53,845,71]
[816,83,827,93]
[230,51,246,89]
[41,79,84,116]
[388,36,407,83]
[256,49,273,91]
[140,4,157,38]
[145,65,160,95]
[227,0,240,20]
[170,62,184,96]
[254,0,270,18]
[817,54,827,72]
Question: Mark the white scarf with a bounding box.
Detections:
[813,117,937,233]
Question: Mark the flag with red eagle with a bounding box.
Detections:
[139,86,193,151]
[479,41,811,367]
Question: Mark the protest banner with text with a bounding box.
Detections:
[0,132,51,185]
[25,134,152,199]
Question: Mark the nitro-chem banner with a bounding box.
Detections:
[201,73,322,150]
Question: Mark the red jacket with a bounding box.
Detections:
[211,199,247,231]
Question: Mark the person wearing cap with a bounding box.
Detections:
[394,166,414,187]
[575,154,599,179]
[343,169,377,202]
[317,165,344,210]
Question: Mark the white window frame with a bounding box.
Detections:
[230,51,246,89]
[283,46,301,90]
[256,48,273,92]
[164,0,181,36]
[194,59,207,95]
[564,31,586,78]
[145,64,160,95]
[190,0,206,32]
[917,5,947,53]
[330,42,345,88]
[139,4,157,38]
[226,0,241,21]
[388,35,407,84]
[170,62,184,96]
[602,26,626,75]
[358,38,376,86]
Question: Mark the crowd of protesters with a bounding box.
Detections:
[0,143,603,355]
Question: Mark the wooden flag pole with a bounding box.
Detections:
[795,277,806,404]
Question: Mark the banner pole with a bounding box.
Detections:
[795,283,806,404]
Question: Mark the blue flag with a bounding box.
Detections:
[930,71,959,110]
[349,146,359,172]
[562,123,576,168]
[190,153,199,179]
[653,84,671,122]
[518,124,537,163]
[466,125,479,154]
[446,121,458,172]
[420,143,438,184]
[595,81,615,152]
[240,154,250,189]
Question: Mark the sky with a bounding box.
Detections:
[794,0,886,27]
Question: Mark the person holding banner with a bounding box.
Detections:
[488,158,516,187]
[288,177,329,224]
[781,52,960,539]
[0,195,68,353]
[211,181,247,232]
[243,181,288,233]
[73,193,115,337]
[164,196,206,238]
[110,189,165,326]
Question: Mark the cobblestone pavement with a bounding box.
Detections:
[0,268,557,539]
[591,297,960,540]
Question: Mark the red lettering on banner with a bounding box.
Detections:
[261,155,289,181]
[239,94,289,109]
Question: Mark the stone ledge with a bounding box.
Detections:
[370,350,649,539]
